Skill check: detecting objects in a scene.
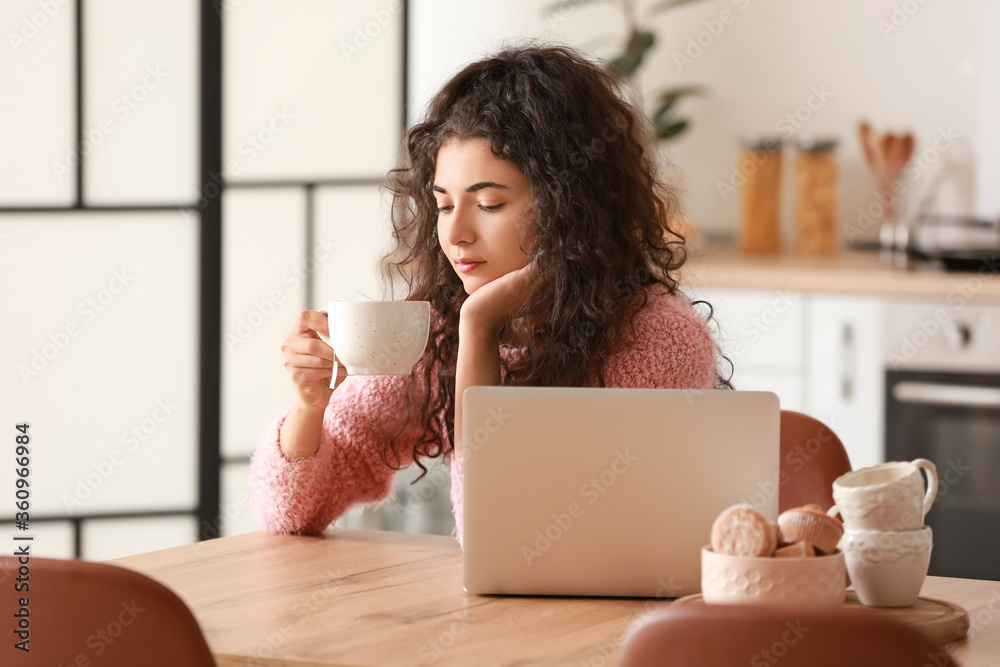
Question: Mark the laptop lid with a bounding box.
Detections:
[461,387,780,598]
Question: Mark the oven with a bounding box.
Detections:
[884,301,1000,581]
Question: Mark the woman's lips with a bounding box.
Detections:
[456,260,484,273]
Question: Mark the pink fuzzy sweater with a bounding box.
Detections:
[249,285,719,546]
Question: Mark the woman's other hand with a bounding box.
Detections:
[459,259,543,335]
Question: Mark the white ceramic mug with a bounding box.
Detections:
[840,526,933,608]
[317,301,430,386]
[830,459,938,532]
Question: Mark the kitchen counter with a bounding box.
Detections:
[680,246,1000,302]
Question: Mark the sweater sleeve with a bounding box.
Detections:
[249,368,432,535]
[602,286,719,390]
[448,451,464,546]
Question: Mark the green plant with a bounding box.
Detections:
[544,0,706,140]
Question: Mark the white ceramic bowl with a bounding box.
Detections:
[701,546,847,608]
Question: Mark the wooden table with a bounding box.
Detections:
[109,529,1000,667]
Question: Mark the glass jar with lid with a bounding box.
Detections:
[739,136,783,254]
[794,137,839,254]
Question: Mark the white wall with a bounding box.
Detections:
[410,0,982,244]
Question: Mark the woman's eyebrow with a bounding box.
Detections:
[432,182,510,194]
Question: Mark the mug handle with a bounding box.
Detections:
[316,308,338,389]
[913,458,938,518]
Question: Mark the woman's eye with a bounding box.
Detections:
[435,202,501,213]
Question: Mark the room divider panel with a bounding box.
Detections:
[0,0,407,558]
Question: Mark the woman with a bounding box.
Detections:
[250,44,729,545]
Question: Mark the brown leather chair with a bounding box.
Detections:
[780,410,852,513]
[616,604,958,666]
[1,555,214,666]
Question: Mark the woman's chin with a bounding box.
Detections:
[460,275,488,295]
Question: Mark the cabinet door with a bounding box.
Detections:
[806,295,885,469]
[688,287,806,411]
[729,372,806,413]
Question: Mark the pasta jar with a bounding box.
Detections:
[739,137,783,254]
[794,137,839,255]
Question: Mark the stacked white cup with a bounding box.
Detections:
[830,459,938,608]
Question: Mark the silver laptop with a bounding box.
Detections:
[462,387,780,598]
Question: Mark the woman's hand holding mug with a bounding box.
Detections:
[280,310,348,411]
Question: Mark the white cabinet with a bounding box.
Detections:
[690,287,886,469]
[805,296,885,469]
[689,287,807,411]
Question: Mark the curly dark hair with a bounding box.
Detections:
[380,43,730,475]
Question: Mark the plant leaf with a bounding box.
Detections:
[652,98,678,124]
[652,85,706,123]
[656,85,707,104]
[655,119,689,140]
[608,29,656,78]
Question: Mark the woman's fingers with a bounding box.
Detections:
[287,366,336,384]
[281,310,341,407]
[294,309,331,338]
[284,350,334,371]
[282,334,335,363]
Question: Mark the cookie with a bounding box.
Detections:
[710,504,778,557]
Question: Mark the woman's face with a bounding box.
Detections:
[434,137,534,295]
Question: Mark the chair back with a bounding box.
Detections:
[1,555,215,666]
[616,604,958,666]
[780,410,852,512]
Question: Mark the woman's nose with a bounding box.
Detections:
[446,204,476,246]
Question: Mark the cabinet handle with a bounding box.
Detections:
[892,382,1000,408]
[841,323,855,402]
